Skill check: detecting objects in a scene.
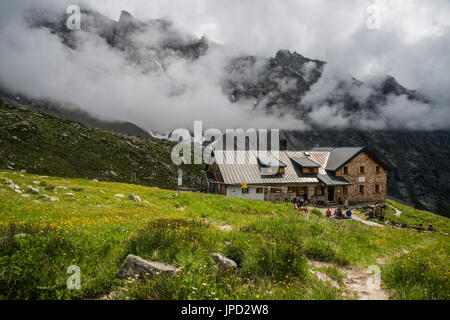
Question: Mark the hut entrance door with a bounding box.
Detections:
[328,187,335,201]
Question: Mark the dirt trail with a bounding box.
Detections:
[343,267,389,300]
[386,203,402,217]
[308,260,390,300]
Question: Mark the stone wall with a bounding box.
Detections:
[335,151,387,203]
[263,184,328,203]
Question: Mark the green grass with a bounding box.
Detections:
[383,239,449,300]
[381,200,450,233]
[0,171,448,300]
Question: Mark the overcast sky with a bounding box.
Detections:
[0,0,449,131]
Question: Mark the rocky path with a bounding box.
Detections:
[343,267,390,300]
[386,203,402,217]
[351,215,384,228]
[308,260,390,300]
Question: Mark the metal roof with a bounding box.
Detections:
[317,174,351,186]
[214,151,329,185]
[311,147,334,152]
[324,147,365,171]
[291,157,321,168]
[213,147,386,185]
[258,155,287,168]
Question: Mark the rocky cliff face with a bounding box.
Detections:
[27,8,209,73]
[223,49,428,130]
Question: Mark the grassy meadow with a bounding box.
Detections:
[0,170,448,300]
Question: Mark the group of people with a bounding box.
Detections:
[417,223,436,232]
[292,197,309,212]
[326,208,352,219]
[365,203,385,220]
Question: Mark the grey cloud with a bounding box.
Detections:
[0,0,448,131]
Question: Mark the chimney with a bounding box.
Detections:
[280,137,288,151]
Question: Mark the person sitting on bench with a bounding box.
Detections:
[345,209,352,219]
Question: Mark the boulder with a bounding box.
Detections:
[212,253,238,269]
[115,194,125,198]
[65,193,75,197]
[128,194,142,202]
[39,194,50,199]
[116,254,178,279]
[27,186,39,194]
[14,233,28,239]
[92,179,99,183]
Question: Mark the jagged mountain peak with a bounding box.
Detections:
[27,6,209,66]
[272,49,326,67]
[119,10,133,21]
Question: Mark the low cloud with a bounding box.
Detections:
[0,0,448,132]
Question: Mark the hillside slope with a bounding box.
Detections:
[0,91,152,138]
[0,171,448,300]
[0,99,202,190]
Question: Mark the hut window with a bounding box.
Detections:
[278,167,285,175]
[256,188,264,194]
[271,188,282,194]
[376,166,381,174]
[360,166,365,174]
[343,186,348,195]
[359,185,365,194]
[300,187,308,195]
[343,166,348,174]
[242,188,249,194]
[375,185,380,193]
[315,186,324,196]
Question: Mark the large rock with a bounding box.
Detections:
[212,253,238,269]
[116,254,178,279]
[128,194,142,202]
[27,186,39,194]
